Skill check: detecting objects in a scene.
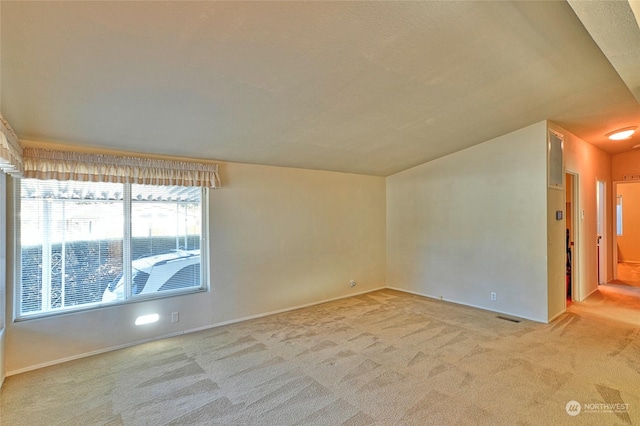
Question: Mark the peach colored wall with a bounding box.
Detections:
[613,150,640,264]
[555,122,612,301]
[612,149,640,181]
[616,182,640,262]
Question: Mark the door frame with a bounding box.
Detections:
[612,180,640,279]
[566,172,579,302]
[596,179,607,285]
[613,181,621,280]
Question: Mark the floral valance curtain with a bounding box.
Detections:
[0,115,24,175]
[22,147,220,188]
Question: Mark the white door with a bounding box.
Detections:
[596,180,606,285]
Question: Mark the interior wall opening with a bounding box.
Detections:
[613,181,640,288]
[565,172,578,304]
[596,180,606,285]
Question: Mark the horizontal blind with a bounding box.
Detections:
[20,180,125,314]
[128,184,202,297]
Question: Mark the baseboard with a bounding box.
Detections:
[582,286,599,301]
[6,285,555,376]
[386,286,543,323]
[0,328,5,389]
[6,286,386,377]
[187,286,386,334]
[6,331,188,377]
[548,309,566,323]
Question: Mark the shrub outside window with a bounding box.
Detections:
[18,179,206,318]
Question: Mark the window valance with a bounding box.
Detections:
[0,115,24,175]
[23,147,220,188]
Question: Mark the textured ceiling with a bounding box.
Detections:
[568,0,640,104]
[2,1,640,176]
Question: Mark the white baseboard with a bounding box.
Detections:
[548,309,566,323]
[582,286,599,301]
[187,286,386,334]
[386,286,543,323]
[6,331,186,377]
[7,285,559,376]
[0,328,5,389]
[6,286,386,377]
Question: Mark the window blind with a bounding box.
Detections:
[19,179,205,316]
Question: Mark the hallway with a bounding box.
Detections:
[612,262,640,287]
[569,281,640,328]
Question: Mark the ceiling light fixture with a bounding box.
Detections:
[606,126,637,140]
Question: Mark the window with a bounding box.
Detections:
[617,195,623,236]
[18,179,207,318]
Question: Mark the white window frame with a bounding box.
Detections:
[15,179,209,320]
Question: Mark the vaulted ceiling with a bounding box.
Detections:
[2,1,640,176]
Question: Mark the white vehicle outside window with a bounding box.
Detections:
[102,250,200,302]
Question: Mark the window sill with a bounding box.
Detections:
[14,287,207,322]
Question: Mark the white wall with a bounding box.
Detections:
[0,0,5,388]
[4,120,612,374]
[0,199,4,385]
[0,173,5,386]
[387,122,549,322]
[558,122,612,301]
[5,162,386,374]
[547,169,565,321]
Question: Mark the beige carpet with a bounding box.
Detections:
[1,288,639,425]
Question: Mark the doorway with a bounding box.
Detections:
[613,181,640,287]
[565,173,578,303]
[596,180,606,285]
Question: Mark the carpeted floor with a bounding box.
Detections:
[1,288,639,425]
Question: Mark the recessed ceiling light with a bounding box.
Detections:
[606,126,637,140]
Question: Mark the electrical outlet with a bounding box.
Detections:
[490,292,497,301]
[171,312,179,323]
[349,280,356,288]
